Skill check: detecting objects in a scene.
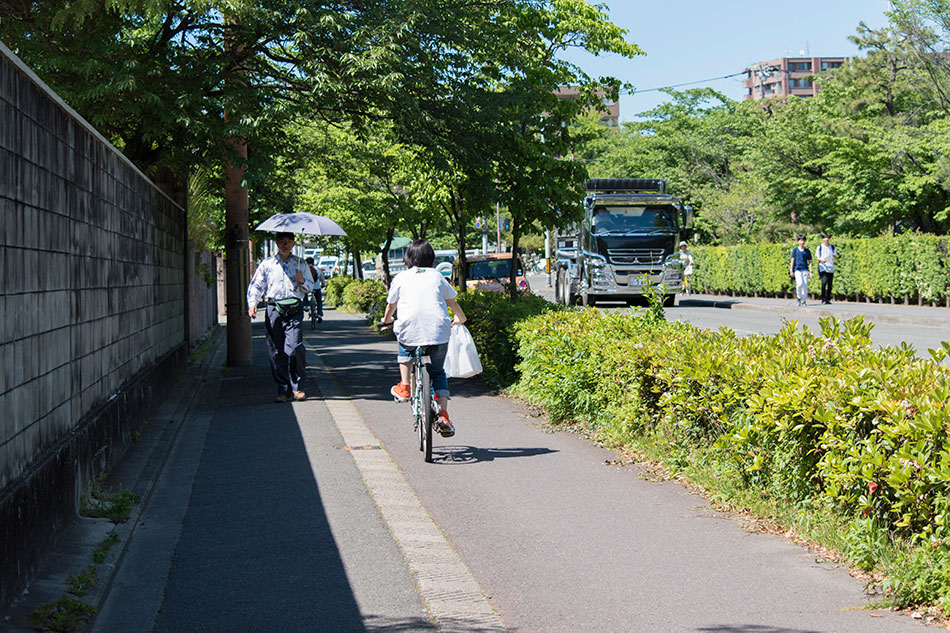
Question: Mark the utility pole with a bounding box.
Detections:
[496,201,502,253]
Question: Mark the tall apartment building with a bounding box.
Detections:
[743,57,847,100]
[554,86,620,127]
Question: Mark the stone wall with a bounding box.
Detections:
[0,42,193,610]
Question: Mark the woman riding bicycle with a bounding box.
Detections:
[380,239,467,437]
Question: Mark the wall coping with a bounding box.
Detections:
[0,39,184,211]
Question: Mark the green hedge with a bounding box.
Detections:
[324,275,355,307]
[693,233,950,305]
[513,308,950,609]
[341,279,387,313]
[453,290,560,388]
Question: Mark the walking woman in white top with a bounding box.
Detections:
[816,232,838,305]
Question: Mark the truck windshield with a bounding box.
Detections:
[591,205,677,233]
[468,259,522,279]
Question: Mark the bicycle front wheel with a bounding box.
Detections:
[419,363,433,463]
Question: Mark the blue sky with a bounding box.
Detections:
[559,0,892,121]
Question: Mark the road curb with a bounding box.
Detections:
[686,297,950,329]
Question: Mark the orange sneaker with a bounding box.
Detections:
[436,409,455,437]
[390,382,410,402]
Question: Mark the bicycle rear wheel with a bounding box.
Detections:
[419,363,433,463]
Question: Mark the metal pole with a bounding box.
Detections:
[496,201,501,253]
[544,229,552,287]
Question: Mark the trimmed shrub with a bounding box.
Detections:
[341,279,387,314]
[692,233,949,304]
[512,308,950,608]
[324,275,355,307]
[453,290,560,388]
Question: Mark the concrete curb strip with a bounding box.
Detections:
[310,351,507,633]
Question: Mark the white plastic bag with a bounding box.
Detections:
[444,324,482,379]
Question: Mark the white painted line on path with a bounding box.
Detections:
[308,352,507,633]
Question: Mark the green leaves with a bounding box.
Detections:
[514,307,950,544]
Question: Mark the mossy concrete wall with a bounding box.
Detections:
[0,42,192,611]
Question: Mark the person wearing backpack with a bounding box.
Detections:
[305,256,325,322]
[816,232,838,305]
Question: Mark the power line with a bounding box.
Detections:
[625,71,748,95]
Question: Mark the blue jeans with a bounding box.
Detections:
[397,342,449,398]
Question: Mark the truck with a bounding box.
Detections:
[554,178,692,307]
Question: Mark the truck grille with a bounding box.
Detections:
[607,248,665,266]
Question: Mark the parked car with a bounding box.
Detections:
[452,253,530,293]
[361,260,377,279]
[318,256,340,278]
[304,247,323,261]
[433,249,457,278]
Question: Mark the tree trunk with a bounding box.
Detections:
[354,250,363,281]
[509,217,521,302]
[381,227,395,288]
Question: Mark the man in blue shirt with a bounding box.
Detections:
[247,232,315,402]
[788,234,813,307]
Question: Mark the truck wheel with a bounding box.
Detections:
[663,294,675,307]
[554,268,563,304]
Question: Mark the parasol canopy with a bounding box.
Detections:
[255,212,347,236]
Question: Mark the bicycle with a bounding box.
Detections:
[306,292,321,329]
[378,323,439,463]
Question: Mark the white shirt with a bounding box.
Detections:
[817,243,836,273]
[246,254,314,306]
[679,249,694,275]
[387,267,457,346]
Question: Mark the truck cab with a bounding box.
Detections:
[555,178,692,307]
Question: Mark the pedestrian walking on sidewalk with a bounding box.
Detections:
[789,234,813,306]
[381,239,467,437]
[306,256,325,322]
[678,241,694,295]
[816,232,838,305]
[247,232,315,402]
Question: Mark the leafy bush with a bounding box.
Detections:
[692,233,949,304]
[341,279,387,314]
[512,307,950,608]
[324,275,355,307]
[453,290,560,388]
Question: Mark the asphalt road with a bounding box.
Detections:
[526,274,950,358]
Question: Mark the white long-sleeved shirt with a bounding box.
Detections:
[246,254,314,306]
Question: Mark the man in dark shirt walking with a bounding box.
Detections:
[789,234,813,307]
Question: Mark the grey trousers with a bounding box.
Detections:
[264,304,306,396]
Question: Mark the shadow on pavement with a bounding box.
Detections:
[696,626,823,633]
[432,445,559,465]
[362,616,437,631]
[153,320,369,633]
[305,315,496,403]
